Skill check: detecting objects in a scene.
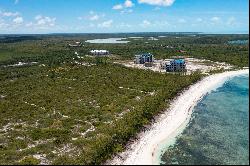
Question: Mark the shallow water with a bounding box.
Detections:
[160,74,249,165]
[85,38,129,44]
[228,40,248,45]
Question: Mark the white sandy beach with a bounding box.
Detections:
[106,69,249,165]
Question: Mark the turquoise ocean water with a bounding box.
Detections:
[161,74,249,165]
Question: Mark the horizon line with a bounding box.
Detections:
[0,31,249,35]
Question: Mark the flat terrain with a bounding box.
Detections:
[116,57,234,75]
[0,33,248,164]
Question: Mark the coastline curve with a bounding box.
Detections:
[106,69,249,165]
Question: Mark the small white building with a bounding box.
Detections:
[90,50,110,56]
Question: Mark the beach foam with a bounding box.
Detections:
[106,69,249,165]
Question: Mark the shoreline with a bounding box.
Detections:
[106,69,249,165]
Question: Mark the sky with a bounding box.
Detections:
[0,0,249,34]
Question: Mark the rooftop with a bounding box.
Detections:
[90,50,109,52]
[172,59,185,64]
[136,53,153,57]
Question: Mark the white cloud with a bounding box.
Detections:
[178,18,186,23]
[2,12,19,17]
[89,23,95,28]
[196,18,203,22]
[113,4,123,10]
[143,20,151,25]
[140,20,151,27]
[77,17,83,20]
[35,15,42,20]
[36,16,56,26]
[0,13,59,32]
[153,7,161,11]
[0,19,9,29]
[124,0,134,8]
[117,22,132,28]
[78,12,105,21]
[139,20,170,28]
[227,17,236,26]
[25,22,33,27]
[138,0,175,6]
[89,12,105,21]
[13,16,23,24]
[89,15,100,21]
[25,15,56,29]
[211,16,220,22]
[98,20,113,28]
[209,17,221,26]
[121,9,133,14]
[113,0,134,10]
[0,18,4,22]
[0,22,8,28]
[154,21,169,27]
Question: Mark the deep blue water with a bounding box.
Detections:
[161,74,249,165]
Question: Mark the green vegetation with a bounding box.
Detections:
[0,62,201,164]
[0,33,248,164]
[0,34,248,67]
[19,156,40,165]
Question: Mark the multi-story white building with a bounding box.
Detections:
[134,53,154,64]
[90,50,110,56]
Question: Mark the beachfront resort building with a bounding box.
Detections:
[166,59,186,72]
[90,50,110,56]
[134,53,154,64]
